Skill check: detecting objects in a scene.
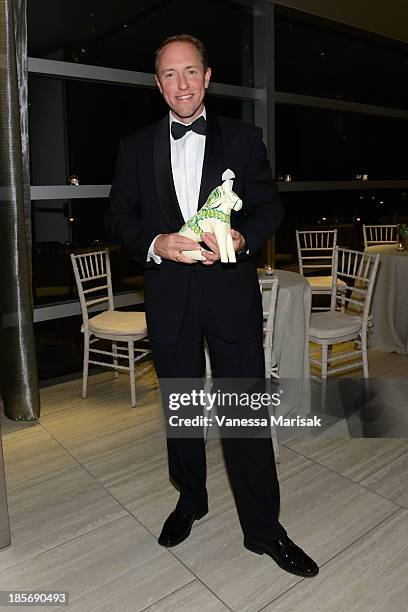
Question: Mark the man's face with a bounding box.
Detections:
[155,41,211,124]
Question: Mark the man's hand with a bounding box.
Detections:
[154,233,200,263]
[201,229,246,266]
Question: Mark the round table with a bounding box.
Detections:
[258,269,312,412]
[365,245,408,353]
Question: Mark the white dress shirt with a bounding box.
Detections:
[147,108,206,264]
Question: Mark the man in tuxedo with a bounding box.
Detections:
[106,34,318,578]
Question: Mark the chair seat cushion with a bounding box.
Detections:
[309,311,362,339]
[307,276,347,289]
[88,310,147,336]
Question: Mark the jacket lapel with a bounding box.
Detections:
[153,111,223,228]
[153,115,185,231]
[198,111,223,210]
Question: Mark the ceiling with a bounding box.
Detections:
[274,0,408,44]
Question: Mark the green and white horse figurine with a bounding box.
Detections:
[179,169,243,263]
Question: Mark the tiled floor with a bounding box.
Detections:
[0,357,408,612]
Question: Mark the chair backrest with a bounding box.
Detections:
[296,229,337,277]
[363,224,397,248]
[70,250,114,330]
[331,247,380,326]
[259,276,279,347]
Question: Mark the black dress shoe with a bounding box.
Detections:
[158,507,208,547]
[244,534,319,577]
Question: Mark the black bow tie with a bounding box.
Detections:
[171,116,206,140]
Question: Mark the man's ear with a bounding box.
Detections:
[204,67,211,89]
[155,75,163,94]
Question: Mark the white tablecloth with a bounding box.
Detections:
[258,269,312,412]
[365,245,408,354]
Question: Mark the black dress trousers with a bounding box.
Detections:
[150,267,286,540]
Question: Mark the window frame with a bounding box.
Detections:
[30,0,408,323]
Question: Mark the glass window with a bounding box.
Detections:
[275,188,408,261]
[276,104,408,181]
[30,86,253,305]
[28,0,254,86]
[35,305,146,381]
[275,7,408,110]
[35,315,84,381]
[32,197,144,306]
[29,76,254,185]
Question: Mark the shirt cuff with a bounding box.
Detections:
[236,233,249,255]
[147,235,162,264]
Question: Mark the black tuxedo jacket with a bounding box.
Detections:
[105,111,284,346]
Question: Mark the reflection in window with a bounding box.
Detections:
[28,0,254,86]
[275,7,408,110]
[275,189,408,260]
[29,76,254,186]
[32,197,144,306]
[30,80,254,307]
[34,306,146,382]
[276,104,408,181]
[35,315,84,381]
